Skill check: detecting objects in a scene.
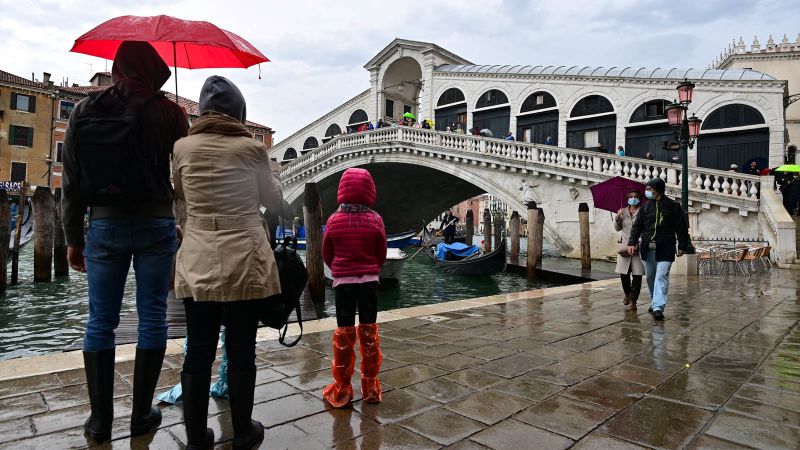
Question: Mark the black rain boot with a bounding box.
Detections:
[228,370,264,450]
[83,349,115,443]
[130,347,166,436]
[181,374,215,450]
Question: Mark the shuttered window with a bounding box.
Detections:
[10,93,36,112]
[10,162,27,182]
[9,125,33,147]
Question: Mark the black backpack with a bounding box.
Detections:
[261,235,308,347]
[72,87,164,206]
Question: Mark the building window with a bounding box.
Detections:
[10,162,27,182]
[59,101,75,120]
[254,134,264,142]
[536,95,544,105]
[403,104,412,115]
[11,93,36,113]
[584,130,599,147]
[10,125,33,147]
[56,142,63,162]
[385,99,394,118]
[645,101,665,119]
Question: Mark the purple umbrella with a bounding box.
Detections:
[590,176,647,213]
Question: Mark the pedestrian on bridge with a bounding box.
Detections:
[628,178,689,321]
[322,168,387,408]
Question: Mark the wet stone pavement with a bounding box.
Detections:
[1,270,800,449]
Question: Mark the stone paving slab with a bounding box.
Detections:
[0,271,799,448]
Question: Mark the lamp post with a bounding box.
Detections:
[664,79,702,255]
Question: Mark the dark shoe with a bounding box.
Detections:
[648,307,653,314]
[83,349,115,443]
[623,294,630,306]
[182,374,214,450]
[228,370,264,450]
[130,347,166,436]
[653,310,665,321]
[627,302,638,311]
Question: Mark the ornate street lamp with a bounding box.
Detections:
[664,79,702,254]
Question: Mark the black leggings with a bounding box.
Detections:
[620,266,643,300]
[182,298,261,377]
[334,282,378,327]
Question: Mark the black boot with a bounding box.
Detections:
[130,347,166,436]
[228,370,264,450]
[83,349,115,443]
[181,374,215,450]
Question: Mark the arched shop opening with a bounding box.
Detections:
[347,109,369,131]
[697,104,769,171]
[302,136,319,154]
[381,56,423,121]
[516,91,558,144]
[282,147,297,163]
[566,95,616,151]
[434,88,467,132]
[625,99,673,161]
[472,89,510,138]
[323,123,342,142]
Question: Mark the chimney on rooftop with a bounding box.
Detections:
[43,72,51,85]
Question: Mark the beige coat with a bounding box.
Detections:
[614,207,645,276]
[173,131,283,301]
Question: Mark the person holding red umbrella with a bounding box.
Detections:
[62,41,189,443]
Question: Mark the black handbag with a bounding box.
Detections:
[261,230,308,347]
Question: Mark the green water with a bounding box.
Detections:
[0,239,577,360]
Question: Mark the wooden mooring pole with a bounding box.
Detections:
[33,187,54,282]
[579,202,591,270]
[526,202,539,280]
[53,189,68,277]
[536,208,545,268]
[303,183,325,304]
[509,211,520,265]
[482,208,492,252]
[464,210,474,246]
[493,211,503,252]
[0,190,10,292]
[11,182,26,285]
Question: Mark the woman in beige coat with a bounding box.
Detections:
[615,190,645,310]
[173,76,281,450]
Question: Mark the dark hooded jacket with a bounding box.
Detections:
[323,168,387,278]
[628,178,689,262]
[61,41,189,247]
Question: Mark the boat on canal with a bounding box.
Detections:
[425,238,507,277]
[276,226,416,250]
[8,199,34,250]
[324,247,408,289]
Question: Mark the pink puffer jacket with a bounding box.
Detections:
[322,168,387,277]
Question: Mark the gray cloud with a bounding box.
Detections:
[1,0,798,140]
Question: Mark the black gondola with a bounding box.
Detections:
[426,238,507,276]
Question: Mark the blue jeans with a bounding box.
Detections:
[84,217,178,352]
[643,250,672,312]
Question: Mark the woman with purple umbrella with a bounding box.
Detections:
[614,189,645,310]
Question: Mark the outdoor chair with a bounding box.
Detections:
[742,247,763,274]
[759,246,774,271]
[719,247,749,277]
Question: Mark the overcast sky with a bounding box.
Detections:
[2,0,799,142]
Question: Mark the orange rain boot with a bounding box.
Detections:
[358,323,383,403]
[322,326,357,408]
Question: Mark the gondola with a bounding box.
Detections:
[426,237,507,276]
[8,198,33,250]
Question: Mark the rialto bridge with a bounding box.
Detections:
[271,39,797,266]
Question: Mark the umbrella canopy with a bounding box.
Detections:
[590,176,647,213]
[403,112,416,120]
[774,164,800,173]
[71,15,269,68]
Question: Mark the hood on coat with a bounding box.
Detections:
[198,75,247,123]
[112,41,171,98]
[337,168,376,206]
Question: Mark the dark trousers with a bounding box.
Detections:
[443,233,455,244]
[620,268,643,301]
[334,282,379,327]
[182,298,261,377]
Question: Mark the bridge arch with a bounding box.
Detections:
[516,90,559,145]
[624,99,673,160]
[566,94,617,151]
[473,88,511,137]
[283,147,297,162]
[380,56,423,121]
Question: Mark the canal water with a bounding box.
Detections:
[0,238,595,360]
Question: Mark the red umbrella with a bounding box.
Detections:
[71,15,269,99]
[590,176,647,213]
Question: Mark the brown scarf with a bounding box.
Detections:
[189,111,253,138]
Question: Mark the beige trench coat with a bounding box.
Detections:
[614,207,645,276]
[173,132,283,301]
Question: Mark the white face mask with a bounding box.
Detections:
[628,198,640,206]
[645,191,655,200]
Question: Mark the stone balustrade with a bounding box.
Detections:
[281,127,761,212]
